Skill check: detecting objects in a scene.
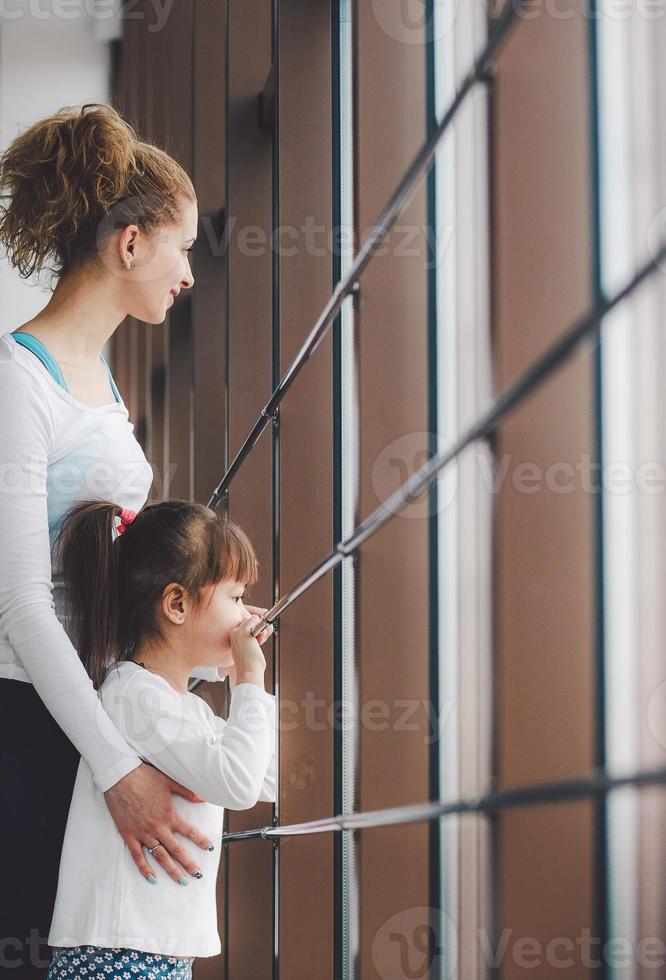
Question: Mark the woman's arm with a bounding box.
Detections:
[0,357,143,792]
[0,355,215,885]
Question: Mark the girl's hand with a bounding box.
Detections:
[244,605,274,646]
[217,607,273,688]
[229,612,267,682]
[104,762,213,885]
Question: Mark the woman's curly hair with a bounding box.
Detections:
[0,102,195,282]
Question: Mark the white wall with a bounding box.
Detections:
[0,5,119,331]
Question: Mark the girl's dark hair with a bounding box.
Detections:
[54,499,259,690]
[0,102,195,281]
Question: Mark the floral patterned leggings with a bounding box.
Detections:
[47,945,194,979]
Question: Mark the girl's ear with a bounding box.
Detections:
[162,583,187,623]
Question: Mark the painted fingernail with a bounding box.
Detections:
[178,876,189,886]
[207,843,215,851]
[192,870,204,879]
[146,875,157,885]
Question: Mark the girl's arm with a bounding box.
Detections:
[0,355,144,792]
[189,664,229,683]
[256,737,277,802]
[227,656,276,802]
[102,671,276,809]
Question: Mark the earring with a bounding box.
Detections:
[121,257,135,269]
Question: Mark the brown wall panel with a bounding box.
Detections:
[226,0,273,462]
[279,836,335,976]
[165,298,193,499]
[493,10,595,979]
[493,6,595,791]
[637,788,666,979]
[225,839,274,980]
[359,824,431,979]
[224,1,275,978]
[192,0,227,503]
[164,1,194,501]
[498,802,595,979]
[354,6,431,980]
[276,2,334,979]
[354,0,430,775]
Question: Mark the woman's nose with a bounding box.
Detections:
[181,260,194,290]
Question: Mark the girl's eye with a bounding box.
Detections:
[234,595,245,604]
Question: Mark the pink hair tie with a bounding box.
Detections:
[116,507,138,536]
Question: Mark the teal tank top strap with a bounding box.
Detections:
[10,331,69,392]
[100,353,122,404]
[10,331,122,404]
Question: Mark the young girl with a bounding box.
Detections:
[45,497,277,979]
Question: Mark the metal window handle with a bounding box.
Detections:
[249,615,277,639]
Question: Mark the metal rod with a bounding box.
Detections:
[220,764,666,843]
[214,241,666,646]
[205,0,526,516]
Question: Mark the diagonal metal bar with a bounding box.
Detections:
[206,0,527,515]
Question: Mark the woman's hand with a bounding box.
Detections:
[104,762,214,885]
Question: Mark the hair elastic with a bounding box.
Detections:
[115,507,138,536]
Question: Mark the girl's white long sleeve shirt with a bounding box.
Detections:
[0,332,227,793]
[48,660,277,958]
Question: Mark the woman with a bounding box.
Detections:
[0,103,265,978]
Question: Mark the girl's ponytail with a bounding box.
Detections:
[54,499,125,689]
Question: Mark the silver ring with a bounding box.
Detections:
[147,842,164,854]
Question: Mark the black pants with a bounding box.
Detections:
[0,677,80,978]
